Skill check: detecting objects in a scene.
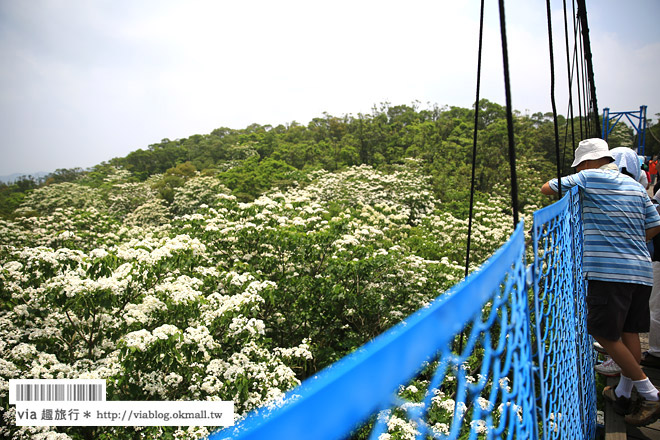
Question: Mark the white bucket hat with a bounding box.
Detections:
[571,138,614,168]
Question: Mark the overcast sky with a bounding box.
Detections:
[1,0,658,177]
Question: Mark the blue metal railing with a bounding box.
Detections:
[212,187,596,440]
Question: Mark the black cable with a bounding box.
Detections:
[562,0,577,174]
[577,18,590,137]
[458,0,486,357]
[563,34,582,168]
[465,0,485,280]
[576,0,601,138]
[574,40,585,140]
[572,0,586,138]
[498,0,520,228]
[546,0,561,197]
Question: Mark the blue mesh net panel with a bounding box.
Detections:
[532,187,597,440]
[570,187,598,440]
[212,223,538,440]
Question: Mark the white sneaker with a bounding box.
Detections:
[595,357,621,377]
[593,341,607,354]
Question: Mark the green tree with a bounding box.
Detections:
[44,167,86,185]
[606,122,634,148]
[151,162,198,203]
[220,157,298,201]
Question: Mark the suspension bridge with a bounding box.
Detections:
[208,0,657,438]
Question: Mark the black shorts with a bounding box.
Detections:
[586,280,651,341]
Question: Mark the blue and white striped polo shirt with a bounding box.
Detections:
[549,163,660,286]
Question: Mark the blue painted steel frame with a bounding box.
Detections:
[602,106,648,155]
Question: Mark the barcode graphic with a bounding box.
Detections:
[67,384,103,401]
[14,384,103,401]
[15,384,64,401]
[10,380,106,403]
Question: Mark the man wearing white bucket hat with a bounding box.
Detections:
[542,138,660,426]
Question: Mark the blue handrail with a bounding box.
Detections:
[212,187,596,440]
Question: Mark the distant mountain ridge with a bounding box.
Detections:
[0,171,49,184]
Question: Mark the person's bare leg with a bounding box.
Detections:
[621,332,642,364]
[595,335,646,381]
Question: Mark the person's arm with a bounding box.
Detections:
[541,181,555,195]
[647,225,660,241]
[645,203,660,240]
[541,173,580,195]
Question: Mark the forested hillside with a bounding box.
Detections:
[0,99,604,219]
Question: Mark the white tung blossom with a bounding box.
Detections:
[228,316,266,337]
[154,275,203,304]
[386,415,418,440]
[152,324,180,340]
[123,329,157,351]
[183,325,215,354]
[273,339,313,360]
[123,295,167,326]
[470,419,489,435]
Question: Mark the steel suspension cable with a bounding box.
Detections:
[562,14,583,169]
[457,0,486,356]
[562,0,577,175]
[577,5,594,137]
[464,0,486,280]
[576,0,601,138]
[648,120,660,145]
[546,0,562,197]
[574,36,585,139]
[577,15,596,138]
[498,0,520,228]
[577,16,590,137]
[571,0,588,139]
